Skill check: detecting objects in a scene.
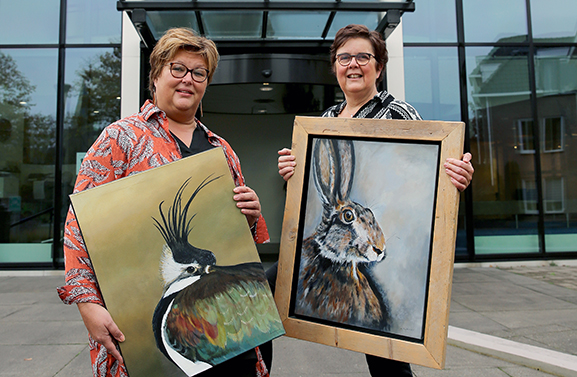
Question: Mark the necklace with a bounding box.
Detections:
[342,105,356,118]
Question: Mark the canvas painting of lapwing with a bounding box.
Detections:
[70,148,284,377]
[151,174,284,376]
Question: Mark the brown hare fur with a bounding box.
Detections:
[296,138,390,330]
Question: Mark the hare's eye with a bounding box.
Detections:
[341,208,355,224]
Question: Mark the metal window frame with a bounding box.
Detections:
[116,1,415,49]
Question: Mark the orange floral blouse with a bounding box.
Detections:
[57,100,270,377]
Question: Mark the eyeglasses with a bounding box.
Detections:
[336,53,375,67]
[168,62,209,83]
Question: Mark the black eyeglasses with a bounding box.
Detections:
[168,62,209,83]
[336,53,375,67]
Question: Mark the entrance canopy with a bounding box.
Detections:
[117,1,416,53]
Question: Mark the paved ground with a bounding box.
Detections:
[1,262,577,377]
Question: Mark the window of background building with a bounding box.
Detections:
[61,47,121,225]
[403,47,460,121]
[517,119,535,153]
[401,0,457,43]
[67,0,122,44]
[463,0,528,43]
[535,50,577,253]
[543,117,563,153]
[0,49,58,263]
[0,0,60,45]
[466,46,540,255]
[522,179,538,214]
[1,0,121,266]
[544,177,564,214]
[530,0,577,39]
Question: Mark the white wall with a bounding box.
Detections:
[121,12,141,118]
[385,20,406,101]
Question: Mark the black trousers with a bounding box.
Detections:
[196,340,273,377]
[366,354,413,376]
[266,262,412,377]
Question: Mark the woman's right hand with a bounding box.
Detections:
[278,148,296,181]
[77,302,125,363]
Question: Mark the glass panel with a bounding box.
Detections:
[530,0,577,40]
[0,0,60,44]
[402,0,457,43]
[61,47,121,242]
[0,49,58,262]
[466,46,540,255]
[326,12,381,38]
[463,0,528,43]
[203,11,262,39]
[403,47,460,121]
[147,11,200,39]
[535,51,577,252]
[267,12,330,39]
[66,0,121,44]
[403,46,466,256]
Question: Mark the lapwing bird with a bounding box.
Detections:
[151,175,282,376]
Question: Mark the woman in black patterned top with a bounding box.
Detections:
[274,24,474,377]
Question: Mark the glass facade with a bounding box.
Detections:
[403,0,577,260]
[0,0,121,266]
[0,48,58,263]
[1,0,576,267]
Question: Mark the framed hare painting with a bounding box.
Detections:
[275,116,465,370]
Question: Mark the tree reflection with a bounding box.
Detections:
[0,47,121,244]
[64,47,121,164]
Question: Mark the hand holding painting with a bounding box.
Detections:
[233,185,262,228]
[444,152,474,192]
[77,302,125,363]
[277,148,296,181]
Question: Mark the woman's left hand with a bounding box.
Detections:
[233,185,261,227]
[444,152,474,192]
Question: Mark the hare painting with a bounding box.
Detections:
[295,138,391,331]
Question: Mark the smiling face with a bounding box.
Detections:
[153,49,209,123]
[334,37,383,103]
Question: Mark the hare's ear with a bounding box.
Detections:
[335,139,355,201]
[312,139,355,206]
[312,138,338,207]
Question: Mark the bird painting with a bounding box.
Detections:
[151,174,284,377]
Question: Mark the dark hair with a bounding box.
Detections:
[329,24,388,83]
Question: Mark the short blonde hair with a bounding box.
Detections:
[149,28,219,96]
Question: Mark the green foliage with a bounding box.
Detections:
[0,52,35,111]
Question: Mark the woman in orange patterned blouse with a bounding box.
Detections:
[57,28,271,377]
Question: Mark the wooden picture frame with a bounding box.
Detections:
[275,116,465,369]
